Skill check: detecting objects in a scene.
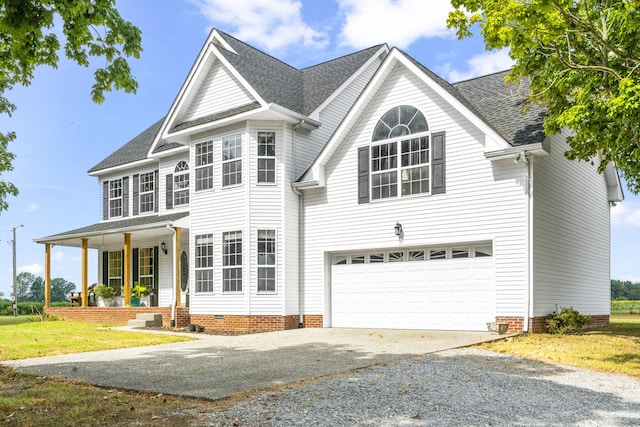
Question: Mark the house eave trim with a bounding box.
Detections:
[88,158,156,177]
[484,143,549,161]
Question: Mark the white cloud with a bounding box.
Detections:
[26,203,38,213]
[190,0,329,51]
[611,203,640,228]
[337,0,454,49]
[616,274,640,283]
[18,264,43,275]
[441,50,514,82]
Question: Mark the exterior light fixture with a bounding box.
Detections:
[394,222,403,237]
[161,241,168,255]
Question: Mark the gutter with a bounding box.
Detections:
[523,153,533,333]
[292,120,306,328]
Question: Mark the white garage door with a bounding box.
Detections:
[331,247,495,331]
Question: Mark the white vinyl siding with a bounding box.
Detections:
[181,56,255,124]
[302,64,529,322]
[532,132,611,316]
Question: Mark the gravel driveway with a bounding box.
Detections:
[189,347,640,427]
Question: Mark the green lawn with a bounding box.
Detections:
[0,315,192,361]
[482,314,640,378]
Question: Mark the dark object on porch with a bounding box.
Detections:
[69,283,97,307]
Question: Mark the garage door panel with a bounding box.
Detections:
[331,257,494,331]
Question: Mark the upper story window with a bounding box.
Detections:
[109,179,123,217]
[222,133,242,187]
[195,140,214,191]
[358,105,446,204]
[139,172,155,213]
[174,161,190,206]
[257,131,276,184]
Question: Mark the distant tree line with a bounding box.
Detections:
[611,280,640,301]
[12,272,75,303]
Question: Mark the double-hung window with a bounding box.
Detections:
[222,134,242,187]
[195,234,213,293]
[195,141,214,191]
[257,132,276,184]
[222,231,242,292]
[138,247,155,288]
[139,172,155,213]
[257,230,276,293]
[371,142,398,200]
[108,251,122,295]
[174,161,190,206]
[109,179,123,217]
[400,137,430,196]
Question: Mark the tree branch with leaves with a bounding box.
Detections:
[448,0,640,193]
[0,0,142,211]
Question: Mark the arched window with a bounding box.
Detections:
[372,105,428,142]
[174,161,189,206]
[358,105,444,203]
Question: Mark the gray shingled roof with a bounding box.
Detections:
[88,117,164,173]
[91,32,544,175]
[35,212,189,243]
[170,102,261,133]
[453,70,546,146]
[301,45,386,114]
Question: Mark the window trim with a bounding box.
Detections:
[173,161,190,206]
[257,229,276,294]
[109,178,123,218]
[222,230,243,293]
[138,171,155,214]
[257,131,276,185]
[195,140,214,192]
[194,234,214,293]
[222,133,243,188]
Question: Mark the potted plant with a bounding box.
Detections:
[130,282,149,307]
[94,284,118,307]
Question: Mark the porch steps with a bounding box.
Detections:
[128,313,163,328]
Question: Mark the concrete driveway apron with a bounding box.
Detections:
[3,328,502,400]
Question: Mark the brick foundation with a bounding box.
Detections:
[45,306,191,328]
[498,314,610,333]
[302,314,323,328]
[189,314,303,332]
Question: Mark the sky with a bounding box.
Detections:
[0,0,638,299]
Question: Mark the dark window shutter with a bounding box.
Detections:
[132,248,139,284]
[358,146,370,204]
[122,176,129,217]
[103,181,109,220]
[154,170,159,213]
[153,246,159,291]
[121,250,126,288]
[132,174,139,216]
[431,131,446,195]
[166,174,174,210]
[102,251,109,284]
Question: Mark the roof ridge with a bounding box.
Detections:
[301,44,386,71]
[452,68,511,85]
[215,29,301,73]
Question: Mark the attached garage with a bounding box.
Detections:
[330,244,495,331]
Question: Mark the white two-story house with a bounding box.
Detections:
[37,29,623,333]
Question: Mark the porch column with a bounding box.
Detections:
[81,238,89,307]
[44,244,51,308]
[175,227,181,307]
[124,233,131,306]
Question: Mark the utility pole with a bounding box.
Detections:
[12,224,23,317]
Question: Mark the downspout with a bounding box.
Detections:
[166,224,177,327]
[523,152,533,333]
[292,120,305,328]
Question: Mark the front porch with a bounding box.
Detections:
[45,306,192,328]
